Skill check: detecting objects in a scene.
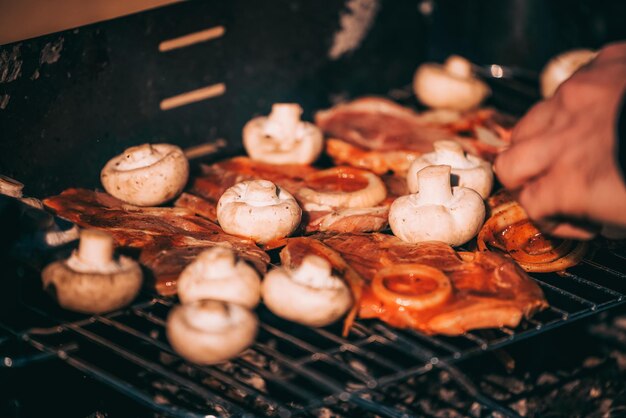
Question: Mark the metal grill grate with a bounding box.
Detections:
[2,242,625,418]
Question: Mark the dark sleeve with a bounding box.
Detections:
[618,90,626,182]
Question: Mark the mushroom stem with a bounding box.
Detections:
[198,247,236,276]
[78,229,114,266]
[444,55,473,78]
[433,140,470,166]
[129,143,155,160]
[292,255,341,289]
[265,103,303,144]
[243,180,279,205]
[118,143,163,170]
[417,165,453,205]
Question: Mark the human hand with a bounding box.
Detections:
[494,42,626,239]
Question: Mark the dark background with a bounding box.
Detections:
[1,0,625,197]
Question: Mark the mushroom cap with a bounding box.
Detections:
[166,300,258,365]
[413,55,490,111]
[390,166,485,246]
[262,255,352,327]
[41,256,143,314]
[101,143,189,206]
[407,140,493,198]
[217,180,302,244]
[243,103,324,165]
[540,49,597,98]
[390,188,485,246]
[177,247,261,308]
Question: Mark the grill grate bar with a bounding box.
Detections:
[546,305,570,319]
[251,342,347,395]
[96,316,294,416]
[311,327,406,372]
[462,332,489,350]
[261,321,404,375]
[231,356,320,405]
[259,322,327,354]
[132,306,167,326]
[62,322,249,416]
[532,277,597,307]
[24,335,225,418]
[583,259,626,279]
[403,329,462,354]
[609,249,626,261]
[369,323,524,418]
[561,270,625,299]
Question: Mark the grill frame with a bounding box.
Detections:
[2,2,626,414]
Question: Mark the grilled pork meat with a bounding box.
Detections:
[44,188,269,295]
[176,157,401,234]
[280,233,547,335]
[315,97,513,174]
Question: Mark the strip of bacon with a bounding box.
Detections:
[316,97,514,174]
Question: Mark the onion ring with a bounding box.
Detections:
[477,200,587,272]
[371,264,452,311]
[297,167,387,211]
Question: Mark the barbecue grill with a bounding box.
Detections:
[1,1,626,417]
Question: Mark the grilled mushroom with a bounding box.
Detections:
[262,255,352,327]
[243,103,323,165]
[390,165,485,246]
[177,247,261,308]
[101,143,189,206]
[540,49,597,98]
[42,229,142,314]
[413,55,490,111]
[166,300,258,365]
[217,180,301,244]
[407,140,493,198]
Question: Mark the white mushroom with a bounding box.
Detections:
[177,247,261,308]
[540,49,597,98]
[101,143,189,206]
[297,167,387,211]
[243,103,324,165]
[41,229,142,314]
[413,55,490,111]
[166,300,258,365]
[406,140,493,198]
[217,180,301,244]
[262,255,352,327]
[389,165,485,246]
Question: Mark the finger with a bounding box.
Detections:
[510,100,556,143]
[518,167,589,221]
[549,223,597,240]
[517,174,562,221]
[494,135,561,190]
